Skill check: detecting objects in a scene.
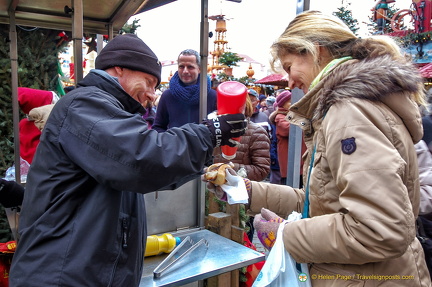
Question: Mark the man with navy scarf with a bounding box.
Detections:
[153,49,217,132]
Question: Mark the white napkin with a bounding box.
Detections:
[220,169,249,204]
[286,211,302,222]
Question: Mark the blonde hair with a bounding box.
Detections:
[244,94,254,118]
[270,10,425,105]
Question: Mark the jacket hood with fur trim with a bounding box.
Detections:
[291,55,424,142]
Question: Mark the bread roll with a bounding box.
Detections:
[204,162,234,185]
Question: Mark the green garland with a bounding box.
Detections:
[204,188,250,231]
[393,31,432,48]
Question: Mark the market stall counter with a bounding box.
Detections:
[140,228,265,286]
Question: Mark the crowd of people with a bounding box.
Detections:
[3,8,432,287]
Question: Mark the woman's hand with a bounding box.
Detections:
[202,167,239,202]
[254,208,285,250]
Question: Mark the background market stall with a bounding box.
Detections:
[255,73,289,87]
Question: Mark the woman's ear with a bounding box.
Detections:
[316,45,332,68]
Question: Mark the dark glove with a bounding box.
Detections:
[203,112,247,147]
[254,208,285,251]
[0,179,24,208]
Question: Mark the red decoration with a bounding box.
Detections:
[240,233,265,287]
[57,31,69,41]
[56,31,70,47]
[69,62,75,80]
[0,241,17,287]
[414,0,432,33]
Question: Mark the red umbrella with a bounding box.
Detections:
[255,73,289,87]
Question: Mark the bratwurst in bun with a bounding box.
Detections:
[204,162,235,186]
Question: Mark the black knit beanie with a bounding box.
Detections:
[95,33,162,86]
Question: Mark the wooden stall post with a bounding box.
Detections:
[206,212,232,287]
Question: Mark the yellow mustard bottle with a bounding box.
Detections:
[144,233,181,257]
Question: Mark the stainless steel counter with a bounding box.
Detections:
[140,229,265,287]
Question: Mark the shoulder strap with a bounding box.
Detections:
[302,144,316,219]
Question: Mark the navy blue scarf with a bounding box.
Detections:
[169,71,212,105]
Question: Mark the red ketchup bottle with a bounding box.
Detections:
[216,81,247,160]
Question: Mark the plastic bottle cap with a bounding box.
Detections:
[175,237,181,246]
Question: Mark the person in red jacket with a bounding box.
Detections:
[18,87,58,164]
[270,90,306,186]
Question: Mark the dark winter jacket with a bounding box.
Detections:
[422,114,432,150]
[269,121,279,171]
[250,109,272,137]
[152,87,217,132]
[9,70,214,287]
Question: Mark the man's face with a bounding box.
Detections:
[117,67,158,108]
[177,55,200,85]
[249,95,259,110]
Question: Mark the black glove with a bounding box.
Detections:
[0,179,24,208]
[203,113,247,147]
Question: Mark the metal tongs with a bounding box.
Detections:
[153,235,208,278]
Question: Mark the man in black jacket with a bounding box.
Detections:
[9,34,246,287]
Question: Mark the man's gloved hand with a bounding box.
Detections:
[254,208,285,251]
[0,179,24,208]
[203,112,247,147]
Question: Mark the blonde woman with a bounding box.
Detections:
[205,11,430,286]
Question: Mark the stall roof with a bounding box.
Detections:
[255,73,289,87]
[0,0,176,35]
[2,0,177,182]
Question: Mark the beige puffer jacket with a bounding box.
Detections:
[249,56,431,286]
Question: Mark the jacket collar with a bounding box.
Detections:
[288,56,424,142]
